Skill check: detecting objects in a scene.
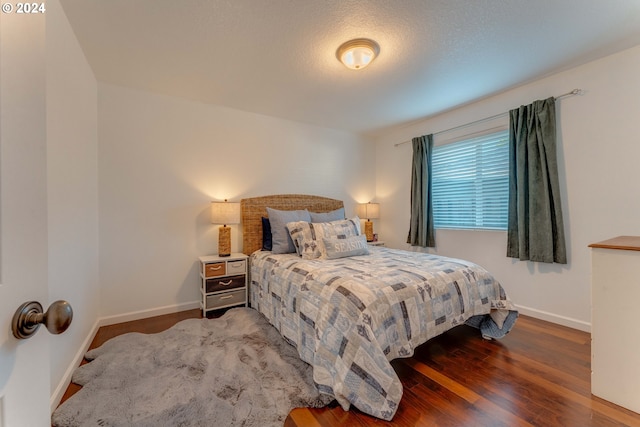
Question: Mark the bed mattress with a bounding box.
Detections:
[250,246,517,420]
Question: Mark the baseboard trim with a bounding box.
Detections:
[515,304,591,332]
[51,300,200,414]
[50,318,101,413]
[97,301,200,328]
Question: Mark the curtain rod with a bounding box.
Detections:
[394,88,583,147]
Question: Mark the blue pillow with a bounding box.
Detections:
[261,217,272,251]
[323,235,370,259]
[266,207,311,254]
[310,207,345,223]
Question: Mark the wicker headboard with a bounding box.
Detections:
[240,194,344,256]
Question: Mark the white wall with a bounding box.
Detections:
[374,44,640,331]
[98,83,375,317]
[46,0,100,406]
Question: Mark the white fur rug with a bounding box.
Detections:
[52,308,332,427]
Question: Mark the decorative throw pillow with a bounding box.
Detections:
[323,235,370,259]
[309,207,345,223]
[266,208,311,254]
[285,221,319,258]
[287,217,361,260]
[261,217,272,251]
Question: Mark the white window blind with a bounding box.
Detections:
[432,129,509,230]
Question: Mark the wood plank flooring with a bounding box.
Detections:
[60,309,640,426]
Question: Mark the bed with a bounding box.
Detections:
[240,194,517,420]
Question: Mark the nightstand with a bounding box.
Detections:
[199,253,248,316]
[368,241,385,247]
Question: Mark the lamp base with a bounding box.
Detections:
[365,220,374,242]
[218,226,231,257]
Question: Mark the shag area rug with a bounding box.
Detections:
[52,308,332,427]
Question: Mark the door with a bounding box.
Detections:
[0,9,52,427]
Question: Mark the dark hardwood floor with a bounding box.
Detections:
[60,309,640,427]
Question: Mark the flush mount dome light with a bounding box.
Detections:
[336,38,380,70]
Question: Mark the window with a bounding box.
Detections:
[432,129,509,230]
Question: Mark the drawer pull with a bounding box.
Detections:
[220,295,234,300]
[219,280,233,286]
[208,266,222,270]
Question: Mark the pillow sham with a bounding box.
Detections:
[309,207,345,223]
[261,217,272,251]
[266,207,311,254]
[287,217,361,260]
[323,235,369,259]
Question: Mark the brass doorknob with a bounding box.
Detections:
[12,300,73,339]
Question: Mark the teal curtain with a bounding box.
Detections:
[507,97,567,264]
[407,134,435,247]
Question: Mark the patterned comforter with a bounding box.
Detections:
[250,247,517,420]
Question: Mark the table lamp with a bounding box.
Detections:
[358,202,380,242]
[211,199,240,257]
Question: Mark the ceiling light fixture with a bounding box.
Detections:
[336,38,380,70]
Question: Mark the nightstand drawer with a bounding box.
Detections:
[203,262,226,277]
[204,275,245,293]
[227,259,246,274]
[199,254,249,315]
[206,289,245,309]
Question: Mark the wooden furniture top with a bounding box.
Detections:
[589,235,640,251]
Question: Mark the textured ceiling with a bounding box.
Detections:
[59,0,640,135]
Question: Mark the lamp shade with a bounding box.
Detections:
[358,202,380,220]
[211,200,240,225]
